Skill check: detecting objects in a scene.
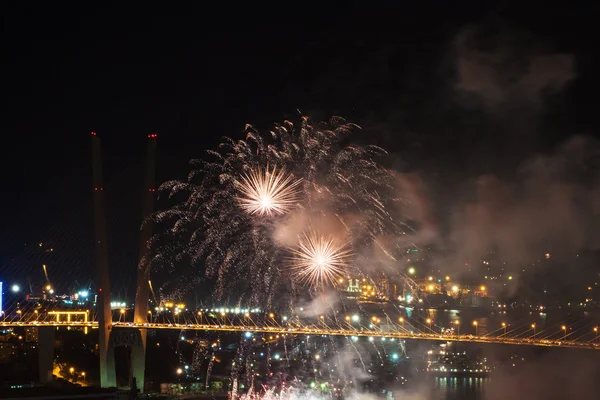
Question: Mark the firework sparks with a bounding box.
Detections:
[290,229,352,288]
[152,117,407,304]
[235,166,302,216]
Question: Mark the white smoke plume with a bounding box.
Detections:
[444,135,600,267]
[455,24,575,108]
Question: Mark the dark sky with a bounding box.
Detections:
[1,3,598,294]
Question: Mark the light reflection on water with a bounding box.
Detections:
[384,377,487,400]
[430,376,486,400]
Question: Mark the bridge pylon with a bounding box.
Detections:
[131,133,157,392]
[91,132,116,388]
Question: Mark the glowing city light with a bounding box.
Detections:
[11,284,19,293]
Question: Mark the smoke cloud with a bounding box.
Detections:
[293,290,342,318]
[455,25,575,109]
[440,135,600,268]
[483,349,600,399]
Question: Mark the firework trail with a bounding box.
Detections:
[151,117,407,306]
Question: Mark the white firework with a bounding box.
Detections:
[235,166,302,216]
[290,229,352,288]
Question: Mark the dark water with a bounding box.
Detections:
[417,377,486,399]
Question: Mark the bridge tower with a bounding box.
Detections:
[131,133,157,392]
[91,132,117,388]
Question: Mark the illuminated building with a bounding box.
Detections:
[344,278,361,293]
[0,342,16,363]
[25,327,39,343]
[417,279,441,293]
[341,276,397,301]
[110,301,128,310]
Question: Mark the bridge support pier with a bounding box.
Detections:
[130,329,147,392]
[38,327,55,384]
[99,329,116,388]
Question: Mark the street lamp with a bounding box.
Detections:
[501,322,507,335]
[398,317,404,329]
[176,368,183,375]
[81,372,86,383]
[11,284,20,293]
[454,320,460,335]
[69,367,75,380]
[426,318,432,332]
[472,321,478,336]
[531,323,536,338]
[593,326,598,340]
[561,325,567,340]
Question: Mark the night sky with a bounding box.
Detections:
[2,3,599,296]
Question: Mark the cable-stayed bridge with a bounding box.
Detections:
[2,312,598,351]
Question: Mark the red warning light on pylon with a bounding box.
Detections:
[91,132,97,136]
[148,133,158,138]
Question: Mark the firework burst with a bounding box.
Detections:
[290,229,352,288]
[235,166,302,216]
[151,117,408,306]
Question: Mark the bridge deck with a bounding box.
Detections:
[1,321,598,350]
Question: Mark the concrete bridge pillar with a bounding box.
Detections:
[130,329,147,392]
[129,133,157,392]
[38,326,55,384]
